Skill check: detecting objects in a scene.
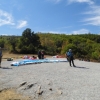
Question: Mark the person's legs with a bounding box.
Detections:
[39,56,41,59]
[67,57,69,62]
[69,58,72,67]
[38,55,41,59]
[0,57,2,67]
[72,59,75,67]
[41,55,44,59]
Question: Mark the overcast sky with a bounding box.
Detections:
[0,0,100,35]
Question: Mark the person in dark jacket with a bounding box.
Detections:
[66,49,76,67]
[0,47,2,68]
[38,50,41,59]
[41,50,44,59]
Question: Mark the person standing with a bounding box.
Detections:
[0,47,3,68]
[41,50,44,59]
[67,49,76,67]
[38,50,41,59]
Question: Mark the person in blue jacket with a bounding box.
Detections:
[66,49,76,67]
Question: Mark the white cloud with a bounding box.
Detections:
[67,0,100,26]
[0,9,15,26]
[37,30,67,34]
[44,29,89,34]
[0,9,28,29]
[47,31,61,34]
[84,5,100,15]
[72,29,89,34]
[16,20,27,29]
[83,16,100,26]
[83,5,100,26]
[67,0,94,5]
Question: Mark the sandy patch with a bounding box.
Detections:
[0,88,31,100]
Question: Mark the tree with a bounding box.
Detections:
[19,28,41,53]
[0,39,5,48]
[8,36,18,52]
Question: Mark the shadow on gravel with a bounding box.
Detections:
[0,67,12,69]
[74,66,89,69]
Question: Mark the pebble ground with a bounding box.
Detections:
[0,58,100,100]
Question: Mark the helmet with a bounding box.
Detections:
[69,49,72,52]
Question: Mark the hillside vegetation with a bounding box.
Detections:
[0,28,100,62]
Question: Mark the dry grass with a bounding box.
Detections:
[0,89,31,100]
[2,52,52,60]
[2,52,36,59]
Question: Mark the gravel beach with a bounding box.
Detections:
[0,58,100,100]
